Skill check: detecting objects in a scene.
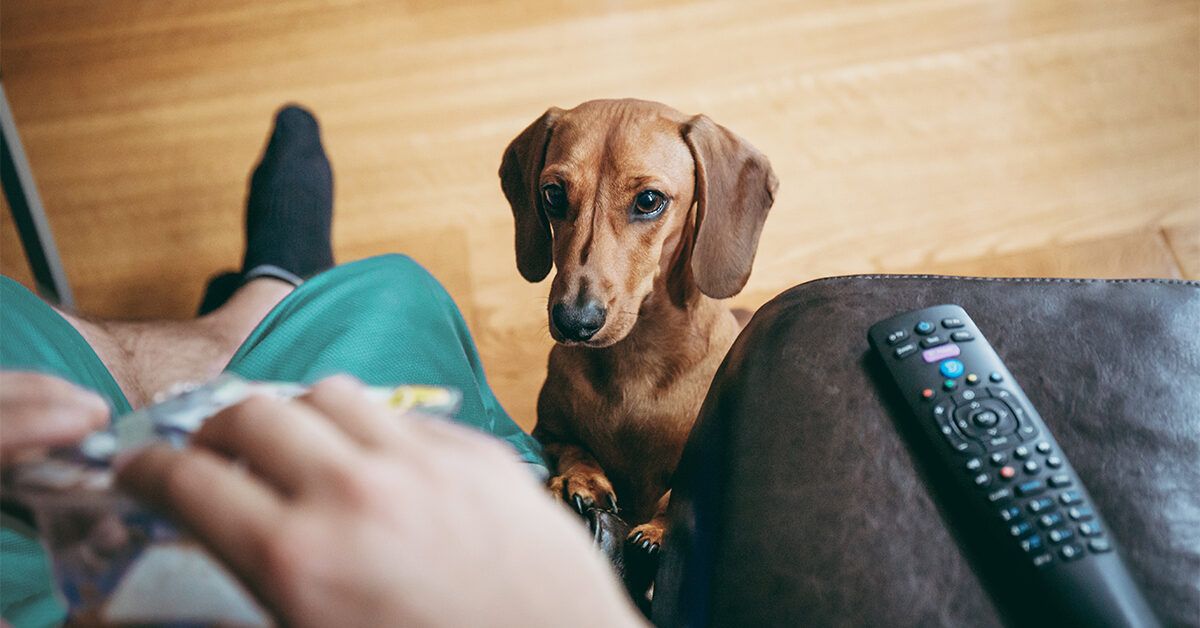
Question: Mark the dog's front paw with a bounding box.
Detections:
[548,468,618,516]
[627,521,665,556]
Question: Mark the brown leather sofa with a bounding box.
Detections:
[649,275,1200,627]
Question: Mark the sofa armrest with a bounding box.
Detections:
[653,276,1200,627]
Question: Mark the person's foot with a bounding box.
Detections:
[199,105,334,314]
[242,104,335,284]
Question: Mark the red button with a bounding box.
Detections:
[1000,466,1016,479]
[921,388,934,400]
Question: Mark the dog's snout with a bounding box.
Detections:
[551,301,607,341]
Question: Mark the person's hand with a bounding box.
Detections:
[117,376,644,627]
[0,371,109,467]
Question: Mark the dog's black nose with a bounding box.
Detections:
[552,301,607,341]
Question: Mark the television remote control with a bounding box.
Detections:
[868,305,1158,627]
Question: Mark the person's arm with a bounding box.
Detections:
[117,376,645,628]
[0,371,109,466]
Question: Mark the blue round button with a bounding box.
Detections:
[940,359,965,378]
[915,321,935,335]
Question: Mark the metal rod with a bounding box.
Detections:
[0,80,74,308]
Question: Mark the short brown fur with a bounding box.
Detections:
[500,98,777,551]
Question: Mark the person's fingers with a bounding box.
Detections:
[191,395,357,495]
[296,376,405,449]
[408,415,515,462]
[116,444,285,592]
[0,372,109,460]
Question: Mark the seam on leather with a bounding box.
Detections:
[794,274,1200,288]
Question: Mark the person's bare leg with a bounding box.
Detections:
[60,278,294,408]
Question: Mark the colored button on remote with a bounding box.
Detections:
[1016,480,1045,497]
[922,344,960,363]
[939,359,965,378]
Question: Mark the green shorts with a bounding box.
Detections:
[0,254,544,627]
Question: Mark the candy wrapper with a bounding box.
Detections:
[7,375,462,626]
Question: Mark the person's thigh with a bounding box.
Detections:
[223,254,546,472]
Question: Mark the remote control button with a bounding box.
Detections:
[1027,497,1055,513]
[1046,456,1063,468]
[966,458,982,471]
[894,343,917,359]
[1089,539,1112,553]
[999,506,1021,521]
[951,331,974,342]
[972,409,999,428]
[1032,553,1053,568]
[1068,507,1093,521]
[1079,522,1103,537]
[974,473,991,487]
[989,435,1013,448]
[886,329,908,345]
[1010,521,1033,537]
[938,424,981,455]
[1048,474,1072,488]
[1016,480,1045,497]
[953,388,979,404]
[989,452,1007,466]
[1059,490,1083,506]
[1023,460,1040,474]
[943,379,957,391]
[964,373,979,385]
[999,466,1016,480]
[921,344,960,363]
[1039,513,1064,528]
[1060,544,1084,561]
[1017,425,1039,441]
[921,388,934,400]
[933,400,954,419]
[939,359,965,378]
[921,335,949,349]
[1020,535,1044,553]
[1036,441,1052,454]
[941,318,965,329]
[915,321,935,335]
[1048,528,1075,544]
[987,388,1014,402]
[989,372,1004,383]
[1014,446,1030,460]
[988,488,1012,503]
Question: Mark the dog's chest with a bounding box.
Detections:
[559,353,711,453]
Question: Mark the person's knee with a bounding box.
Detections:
[346,254,443,295]
[326,254,456,320]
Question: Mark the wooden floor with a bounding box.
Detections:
[2,0,1197,431]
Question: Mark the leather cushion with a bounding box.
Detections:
[652,276,1200,627]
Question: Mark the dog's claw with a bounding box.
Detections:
[606,494,619,514]
[648,544,659,555]
[572,494,585,514]
[631,532,643,544]
[642,539,651,550]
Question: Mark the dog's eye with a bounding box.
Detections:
[633,190,667,218]
[541,184,568,217]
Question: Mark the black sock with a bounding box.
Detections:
[241,105,334,285]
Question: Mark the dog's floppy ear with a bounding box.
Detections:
[499,108,562,283]
[683,114,778,299]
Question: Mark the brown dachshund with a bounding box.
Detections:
[499,99,777,558]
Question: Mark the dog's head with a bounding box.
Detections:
[500,99,777,347]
